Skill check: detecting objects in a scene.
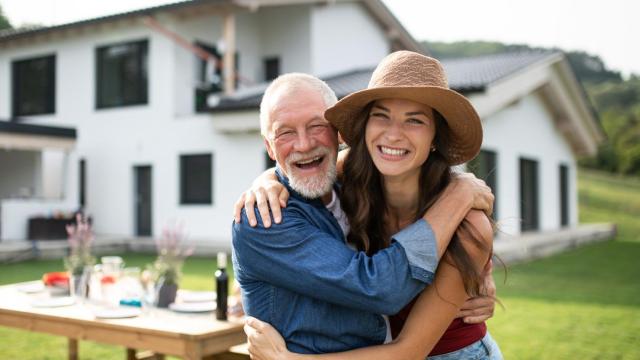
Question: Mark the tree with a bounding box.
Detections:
[0,4,12,30]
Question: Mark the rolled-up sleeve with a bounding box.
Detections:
[391,219,438,284]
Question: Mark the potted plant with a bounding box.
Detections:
[148,223,193,307]
[64,213,96,298]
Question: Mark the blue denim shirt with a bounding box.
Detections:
[232,168,439,354]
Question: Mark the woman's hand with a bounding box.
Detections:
[244,316,291,360]
[234,168,289,228]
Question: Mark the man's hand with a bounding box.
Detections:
[457,259,496,323]
[233,168,289,228]
[453,172,494,216]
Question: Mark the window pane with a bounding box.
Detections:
[468,149,498,219]
[559,164,569,226]
[195,42,222,112]
[180,154,213,204]
[96,40,148,108]
[520,158,539,231]
[12,55,56,116]
[264,57,280,81]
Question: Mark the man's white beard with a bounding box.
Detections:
[285,147,337,199]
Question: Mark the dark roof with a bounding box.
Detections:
[443,51,556,92]
[0,121,77,138]
[0,0,225,43]
[210,51,558,112]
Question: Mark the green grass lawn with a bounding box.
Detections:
[0,169,639,359]
[487,169,640,359]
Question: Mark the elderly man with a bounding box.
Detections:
[231,73,494,354]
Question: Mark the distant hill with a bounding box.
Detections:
[422,40,640,175]
[423,40,622,84]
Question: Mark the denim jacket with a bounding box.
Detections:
[232,168,439,354]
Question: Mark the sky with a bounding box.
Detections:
[1,0,639,76]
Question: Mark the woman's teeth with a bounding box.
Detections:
[380,146,408,156]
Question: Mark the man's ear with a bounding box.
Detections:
[264,138,276,161]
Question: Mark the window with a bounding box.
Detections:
[559,164,569,227]
[265,150,276,170]
[12,55,56,116]
[467,149,498,219]
[194,42,239,112]
[180,154,213,204]
[264,57,280,81]
[195,42,223,112]
[520,158,539,231]
[96,40,148,108]
[79,159,86,207]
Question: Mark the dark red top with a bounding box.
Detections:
[389,298,487,356]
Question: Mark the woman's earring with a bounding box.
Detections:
[430,146,436,153]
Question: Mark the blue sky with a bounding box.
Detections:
[2,0,638,76]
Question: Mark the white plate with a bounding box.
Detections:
[17,281,45,294]
[93,307,141,319]
[169,301,216,313]
[30,297,75,308]
[178,290,216,303]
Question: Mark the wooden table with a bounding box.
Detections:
[0,282,246,360]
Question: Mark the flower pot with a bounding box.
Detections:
[155,279,178,308]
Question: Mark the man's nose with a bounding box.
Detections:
[294,131,315,152]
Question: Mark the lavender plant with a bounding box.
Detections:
[148,222,194,285]
[64,213,96,275]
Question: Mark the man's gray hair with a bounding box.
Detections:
[259,73,338,137]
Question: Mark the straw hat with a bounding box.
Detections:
[325,51,482,165]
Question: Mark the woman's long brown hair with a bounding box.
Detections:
[340,105,491,298]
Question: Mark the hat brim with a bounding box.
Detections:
[325,86,482,165]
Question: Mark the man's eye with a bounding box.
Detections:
[276,131,295,139]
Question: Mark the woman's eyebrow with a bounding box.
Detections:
[405,111,429,117]
[372,105,390,112]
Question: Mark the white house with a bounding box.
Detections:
[0,0,604,247]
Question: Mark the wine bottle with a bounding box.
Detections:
[215,252,228,321]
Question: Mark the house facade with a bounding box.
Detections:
[0,0,603,245]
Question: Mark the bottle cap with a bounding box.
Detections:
[217,252,227,268]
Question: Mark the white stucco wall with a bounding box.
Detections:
[2,2,587,246]
[479,92,578,235]
[310,2,389,77]
[258,5,312,75]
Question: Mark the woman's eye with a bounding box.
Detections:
[407,118,426,125]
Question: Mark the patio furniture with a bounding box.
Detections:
[0,281,246,360]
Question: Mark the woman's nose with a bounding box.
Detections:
[383,120,404,141]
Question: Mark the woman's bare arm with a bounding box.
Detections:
[245,210,494,360]
[233,148,350,228]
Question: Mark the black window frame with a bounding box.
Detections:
[95,39,149,109]
[467,149,498,219]
[520,157,540,232]
[264,56,280,81]
[193,41,239,112]
[559,163,570,227]
[194,41,223,112]
[12,54,56,117]
[79,158,86,208]
[180,153,213,205]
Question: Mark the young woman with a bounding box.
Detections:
[241,51,502,359]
